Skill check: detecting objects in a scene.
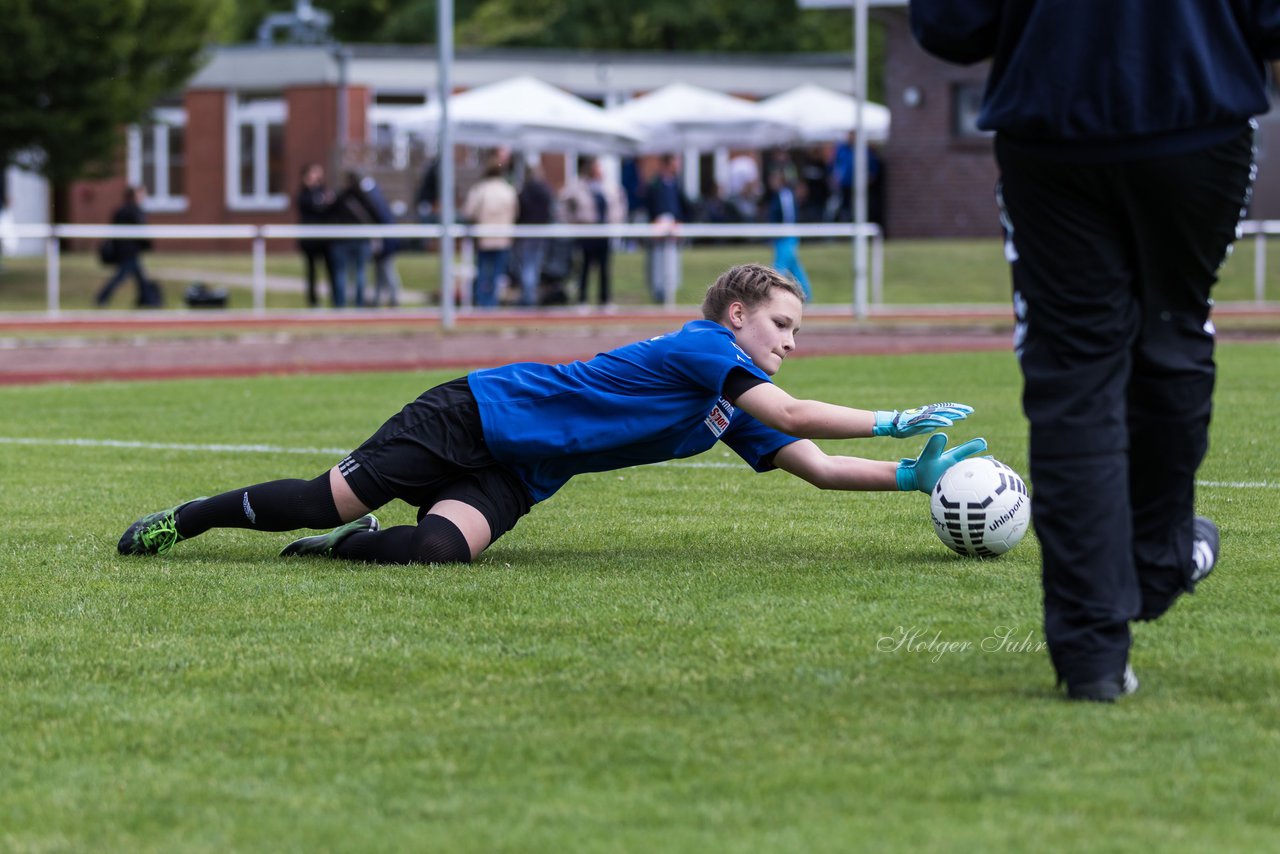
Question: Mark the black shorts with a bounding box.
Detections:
[339,377,533,541]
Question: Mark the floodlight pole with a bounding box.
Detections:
[852,0,870,320]
[437,0,456,329]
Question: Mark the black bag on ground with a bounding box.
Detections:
[136,279,164,308]
[184,282,229,309]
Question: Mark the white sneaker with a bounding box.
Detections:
[1191,516,1220,585]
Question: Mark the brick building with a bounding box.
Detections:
[875,7,998,238]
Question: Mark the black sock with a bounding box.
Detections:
[175,475,342,538]
[334,515,472,565]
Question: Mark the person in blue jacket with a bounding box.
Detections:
[357,174,403,307]
[912,0,1280,701]
[766,169,813,301]
[118,264,986,566]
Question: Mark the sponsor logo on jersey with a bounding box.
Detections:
[704,397,734,437]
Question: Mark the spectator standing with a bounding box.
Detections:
[644,154,689,303]
[515,161,555,307]
[415,157,440,224]
[463,158,519,308]
[295,163,335,308]
[327,172,376,308]
[726,154,761,223]
[560,156,627,307]
[799,148,830,223]
[94,185,154,307]
[761,148,798,195]
[766,170,812,301]
[358,174,403,308]
[828,135,881,224]
[912,0,1276,701]
[620,158,644,220]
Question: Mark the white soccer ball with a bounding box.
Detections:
[930,457,1031,557]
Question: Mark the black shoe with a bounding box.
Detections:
[1066,665,1139,703]
[280,515,380,558]
[1190,516,1220,586]
[117,498,206,556]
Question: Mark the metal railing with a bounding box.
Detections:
[4,221,883,323]
[1235,219,1280,304]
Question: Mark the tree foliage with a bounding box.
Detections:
[232,0,858,54]
[231,0,882,98]
[230,0,403,45]
[458,0,856,54]
[0,0,232,185]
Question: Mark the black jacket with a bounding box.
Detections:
[517,178,555,225]
[645,175,689,222]
[296,184,332,250]
[111,201,150,259]
[327,184,376,227]
[911,0,1280,160]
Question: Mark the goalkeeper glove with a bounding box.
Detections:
[896,433,989,494]
[873,402,974,438]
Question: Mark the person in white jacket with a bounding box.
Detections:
[463,158,519,307]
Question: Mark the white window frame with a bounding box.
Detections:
[226,94,289,211]
[127,108,188,213]
[952,81,994,140]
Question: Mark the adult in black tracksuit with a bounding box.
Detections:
[912,1,1280,701]
[95,185,155,307]
[296,163,336,308]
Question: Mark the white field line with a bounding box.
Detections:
[0,436,350,457]
[1,436,1276,489]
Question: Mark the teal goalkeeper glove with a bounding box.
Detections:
[896,433,989,494]
[873,402,974,438]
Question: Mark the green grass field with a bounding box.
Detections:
[2,344,1278,852]
[1,236,1277,312]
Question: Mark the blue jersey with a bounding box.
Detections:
[467,320,801,502]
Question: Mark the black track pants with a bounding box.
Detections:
[994,129,1254,686]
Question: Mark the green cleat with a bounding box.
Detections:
[280,515,380,558]
[117,499,205,556]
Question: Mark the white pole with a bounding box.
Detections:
[664,235,678,309]
[46,233,60,317]
[871,226,884,307]
[852,0,869,320]
[438,0,456,328]
[1255,232,1266,304]
[252,231,267,314]
[459,236,475,309]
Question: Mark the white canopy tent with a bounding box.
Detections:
[758,84,890,143]
[606,82,796,153]
[420,75,641,154]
